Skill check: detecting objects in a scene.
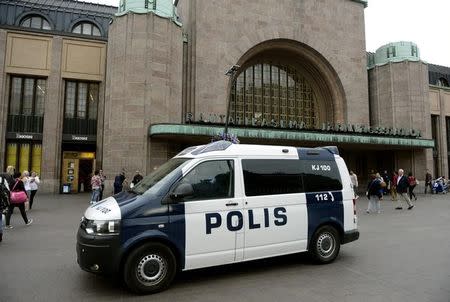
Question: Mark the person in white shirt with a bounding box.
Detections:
[28,171,40,210]
[22,170,31,197]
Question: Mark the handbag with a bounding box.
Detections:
[10,180,27,204]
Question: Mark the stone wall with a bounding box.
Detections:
[103,13,183,189]
[178,0,369,125]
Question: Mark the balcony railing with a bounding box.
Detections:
[63,118,97,136]
[7,115,44,133]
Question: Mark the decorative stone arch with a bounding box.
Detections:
[227,39,347,125]
[67,18,105,37]
[15,11,55,30]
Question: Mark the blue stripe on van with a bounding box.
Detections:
[167,203,186,269]
[305,191,344,244]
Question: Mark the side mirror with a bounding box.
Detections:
[170,183,194,201]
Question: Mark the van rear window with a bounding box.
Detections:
[301,160,342,192]
[242,159,303,196]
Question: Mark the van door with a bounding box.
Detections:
[178,159,242,270]
[241,159,308,261]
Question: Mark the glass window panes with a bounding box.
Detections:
[6,143,42,176]
[20,16,51,30]
[92,26,101,36]
[301,160,342,192]
[77,83,88,119]
[72,24,82,34]
[9,77,22,115]
[19,143,30,173]
[230,62,317,128]
[72,22,101,36]
[242,159,303,196]
[65,82,76,118]
[88,84,99,120]
[22,79,34,115]
[180,160,234,201]
[35,79,46,116]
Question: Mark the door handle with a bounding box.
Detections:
[226,202,238,206]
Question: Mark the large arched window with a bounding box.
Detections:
[20,15,51,30]
[230,63,317,128]
[72,22,101,36]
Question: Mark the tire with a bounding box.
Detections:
[309,225,341,264]
[123,242,177,294]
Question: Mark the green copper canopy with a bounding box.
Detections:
[368,41,421,68]
[116,0,181,26]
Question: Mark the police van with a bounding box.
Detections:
[77,141,359,294]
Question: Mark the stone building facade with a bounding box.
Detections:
[1,0,449,194]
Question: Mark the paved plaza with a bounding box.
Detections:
[1,192,449,302]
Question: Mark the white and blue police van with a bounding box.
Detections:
[77,141,359,294]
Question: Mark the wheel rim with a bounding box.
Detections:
[136,254,167,286]
[316,232,336,258]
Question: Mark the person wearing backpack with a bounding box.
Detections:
[0,175,11,242]
[5,172,33,229]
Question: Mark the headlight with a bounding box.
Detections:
[80,217,120,236]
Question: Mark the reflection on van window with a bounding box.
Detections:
[242,159,303,196]
[301,160,342,192]
[181,160,234,201]
[131,158,191,194]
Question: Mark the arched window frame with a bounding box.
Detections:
[437,77,450,88]
[71,21,102,37]
[230,62,319,128]
[18,13,52,30]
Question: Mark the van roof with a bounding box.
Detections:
[175,141,339,160]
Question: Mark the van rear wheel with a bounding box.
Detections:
[309,225,340,264]
[123,243,176,294]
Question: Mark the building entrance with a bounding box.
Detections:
[61,151,95,193]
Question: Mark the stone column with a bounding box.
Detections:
[40,36,64,193]
[102,13,183,191]
[0,29,7,172]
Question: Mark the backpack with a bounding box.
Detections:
[0,176,10,212]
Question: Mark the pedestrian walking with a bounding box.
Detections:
[407,172,418,201]
[90,170,102,204]
[99,170,106,200]
[0,175,10,242]
[0,166,15,189]
[5,172,33,228]
[396,169,414,210]
[113,171,126,194]
[22,170,31,197]
[28,171,40,210]
[381,170,390,195]
[424,170,432,194]
[390,171,398,201]
[131,171,143,188]
[366,173,382,214]
[349,170,358,198]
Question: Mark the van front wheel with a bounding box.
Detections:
[309,226,340,264]
[123,243,176,294]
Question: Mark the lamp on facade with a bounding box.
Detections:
[224,64,240,136]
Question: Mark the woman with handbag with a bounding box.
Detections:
[5,172,33,229]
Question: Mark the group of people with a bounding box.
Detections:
[89,169,144,204]
[0,166,40,242]
[350,168,417,215]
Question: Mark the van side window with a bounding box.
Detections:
[301,160,342,192]
[242,159,303,196]
[181,160,234,201]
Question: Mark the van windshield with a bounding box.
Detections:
[130,158,191,195]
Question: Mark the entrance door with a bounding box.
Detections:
[78,159,94,192]
[178,159,242,270]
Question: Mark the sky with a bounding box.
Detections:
[89,0,450,67]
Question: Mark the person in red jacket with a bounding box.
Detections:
[390,171,398,201]
[407,172,418,201]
